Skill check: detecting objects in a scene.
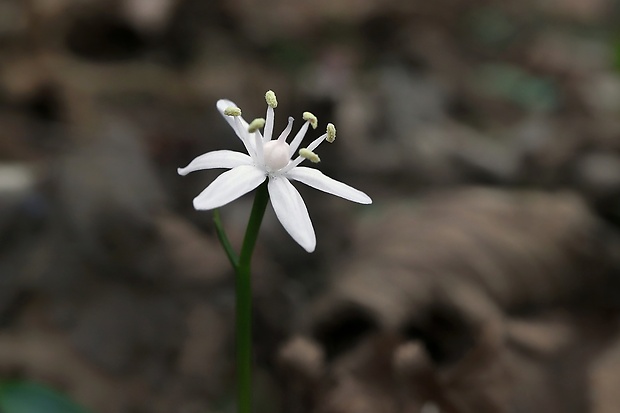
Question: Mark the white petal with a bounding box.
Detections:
[286,167,372,204]
[217,99,250,133]
[177,150,253,175]
[268,177,316,252]
[193,165,266,210]
[217,99,261,159]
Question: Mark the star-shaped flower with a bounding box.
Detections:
[178,90,372,252]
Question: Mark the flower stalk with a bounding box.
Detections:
[213,182,269,413]
[178,90,373,413]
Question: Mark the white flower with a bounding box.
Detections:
[178,90,372,252]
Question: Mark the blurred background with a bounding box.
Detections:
[2,0,620,412]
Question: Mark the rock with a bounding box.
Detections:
[55,116,167,278]
[280,188,620,413]
[573,152,620,201]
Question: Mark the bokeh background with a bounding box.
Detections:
[2,0,620,412]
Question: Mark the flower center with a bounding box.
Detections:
[263,140,290,171]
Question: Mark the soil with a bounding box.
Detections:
[1,0,620,412]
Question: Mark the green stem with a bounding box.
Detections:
[238,182,270,270]
[234,181,269,413]
[213,209,239,268]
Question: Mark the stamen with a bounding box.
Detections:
[253,129,264,165]
[282,132,328,173]
[303,112,318,129]
[326,123,336,143]
[288,122,309,157]
[277,117,294,142]
[307,133,327,152]
[265,106,275,142]
[265,90,278,108]
[233,116,257,159]
[224,106,242,116]
[299,148,320,163]
[248,118,266,133]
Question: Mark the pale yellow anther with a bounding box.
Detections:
[248,118,265,133]
[326,123,336,143]
[224,106,242,116]
[265,90,278,108]
[299,148,320,163]
[303,112,318,129]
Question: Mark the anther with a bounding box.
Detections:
[248,118,266,133]
[326,123,336,143]
[303,112,318,129]
[265,90,278,108]
[224,106,242,116]
[299,148,320,163]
